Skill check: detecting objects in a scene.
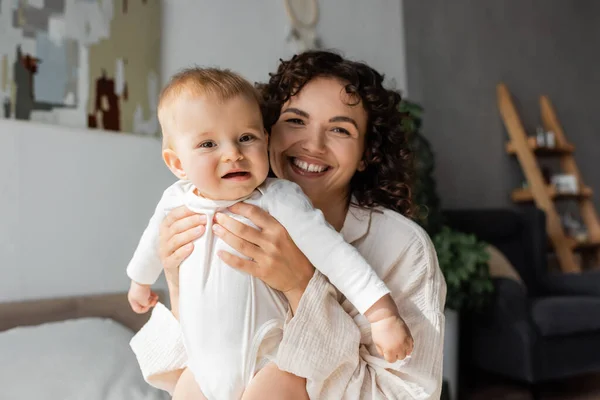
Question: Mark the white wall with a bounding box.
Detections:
[1,0,407,302]
[0,120,173,302]
[161,0,408,92]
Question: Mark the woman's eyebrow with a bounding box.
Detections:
[329,116,358,129]
[281,107,309,118]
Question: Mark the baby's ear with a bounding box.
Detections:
[162,149,186,180]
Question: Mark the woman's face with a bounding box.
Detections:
[269,77,368,206]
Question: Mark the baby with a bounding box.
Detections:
[127,68,413,399]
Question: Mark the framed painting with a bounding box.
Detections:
[0,0,161,137]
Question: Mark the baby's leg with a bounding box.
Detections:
[172,367,207,400]
[242,362,309,400]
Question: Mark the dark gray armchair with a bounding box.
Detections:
[443,207,600,396]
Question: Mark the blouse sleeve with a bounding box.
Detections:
[275,232,447,399]
[129,303,188,392]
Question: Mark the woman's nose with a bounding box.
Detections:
[301,130,327,154]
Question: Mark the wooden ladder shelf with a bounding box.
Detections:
[497,83,600,273]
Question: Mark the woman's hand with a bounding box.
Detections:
[212,203,315,313]
[158,206,206,317]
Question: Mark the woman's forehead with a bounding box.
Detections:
[286,77,366,118]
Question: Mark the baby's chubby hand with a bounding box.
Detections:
[371,315,414,363]
[364,294,414,363]
[128,281,159,314]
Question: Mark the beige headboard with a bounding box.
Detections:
[0,291,165,333]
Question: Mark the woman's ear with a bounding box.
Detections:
[357,159,367,172]
[162,148,187,180]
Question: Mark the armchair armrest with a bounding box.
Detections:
[468,277,538,382]
[487,277,532,329]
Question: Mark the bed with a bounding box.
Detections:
[0,292,169,400]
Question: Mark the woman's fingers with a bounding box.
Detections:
[213,223,260,261]
[165,236,197,270]
[163,216,205,259]
[215,213,262,246]
[163,206,198,229]
[227,203,277,231]
[217,250,259,277]
[170,213,207,235]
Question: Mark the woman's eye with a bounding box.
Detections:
[240,134,255,143]
[199,141,216,148]
[332,127,351,136]
[286,118,305,125]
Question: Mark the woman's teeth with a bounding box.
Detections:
[292,158,328,173]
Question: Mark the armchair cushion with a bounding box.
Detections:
[531,296,600,337]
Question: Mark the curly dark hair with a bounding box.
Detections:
[257,50,416,219]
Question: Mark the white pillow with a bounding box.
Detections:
[0,317,169,400]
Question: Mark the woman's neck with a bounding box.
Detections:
[311,191,350,232]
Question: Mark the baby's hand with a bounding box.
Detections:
[371,315,414,363]
[128,281,159,314]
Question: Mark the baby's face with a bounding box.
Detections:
[166,93,270,200]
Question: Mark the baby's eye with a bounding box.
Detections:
[239,134,255,143]
[198,141,216,148]
[286,118,305,125]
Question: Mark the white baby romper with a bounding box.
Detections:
[127,178,390,400]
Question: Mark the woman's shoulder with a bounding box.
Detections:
[370,206,434,252]
[360,206,438,274]
[366,207,445,304]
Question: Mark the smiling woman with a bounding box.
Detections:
[131,51,446,400]
[267,77,369,229]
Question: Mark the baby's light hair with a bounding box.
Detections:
[158,67,262,148]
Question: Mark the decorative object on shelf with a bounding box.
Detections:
[535,126,556,148]
[405,99,493,400]
[284,0,321,52]
[498,82,600,272]
[551,174,578,194]
[561,209,588,243]
[0,1,161,137]
[545,130,556,148]
[536,126,546,147]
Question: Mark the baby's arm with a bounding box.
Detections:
[265,180,412,361]
[126,207,166,286]
[126,185,181,312]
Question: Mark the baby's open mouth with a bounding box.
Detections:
[222,171,251,179]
